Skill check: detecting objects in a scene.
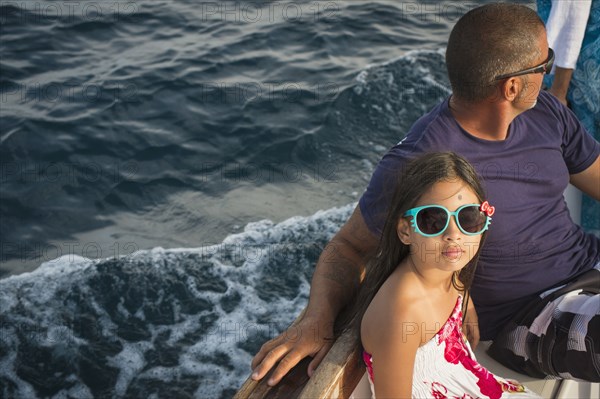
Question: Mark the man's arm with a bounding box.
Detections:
[458,277,479,349]
[547,66,573,106]
[462,297,480,349]
[570,155,600,201]
[251,205,379,385]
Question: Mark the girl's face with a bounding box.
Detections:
[398,179,483,273]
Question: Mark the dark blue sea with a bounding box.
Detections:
[0,1,533,398]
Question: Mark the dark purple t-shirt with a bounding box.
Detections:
[359,91,600,340]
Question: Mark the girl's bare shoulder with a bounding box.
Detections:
[361,268,429,351]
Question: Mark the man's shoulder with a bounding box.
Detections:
[537,89,562,108]
[515,91,579,138]
[407,98,454,137]
[528,90,567,120]
[391,98,457,152]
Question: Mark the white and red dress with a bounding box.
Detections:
[363,296,541,399]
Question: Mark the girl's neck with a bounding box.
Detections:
[405,256,455,293]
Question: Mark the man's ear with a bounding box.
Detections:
[397,218,412,245]
[500,77,521,102]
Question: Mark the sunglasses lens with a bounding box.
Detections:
[458,206,487,234]
[416,207,448,235]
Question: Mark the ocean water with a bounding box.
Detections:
[0,1,532,398]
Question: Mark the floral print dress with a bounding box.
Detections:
[363,296,541,399]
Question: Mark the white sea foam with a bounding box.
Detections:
[354,48,446,83]
[0,203,354,398]
[110,343,147,397]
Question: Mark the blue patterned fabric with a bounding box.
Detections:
[538,0,600,235]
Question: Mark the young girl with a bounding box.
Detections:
[354,152,540,399]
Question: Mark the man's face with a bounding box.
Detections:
[515,29,549,110]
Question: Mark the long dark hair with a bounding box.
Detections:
[348,152,488,343]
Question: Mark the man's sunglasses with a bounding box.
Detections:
[404,203,492,237]
[494,48,554,81]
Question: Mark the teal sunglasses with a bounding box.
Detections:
[404,203,492,237]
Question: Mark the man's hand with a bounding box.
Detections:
[463,301,480,349]
[250,313,334,386]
